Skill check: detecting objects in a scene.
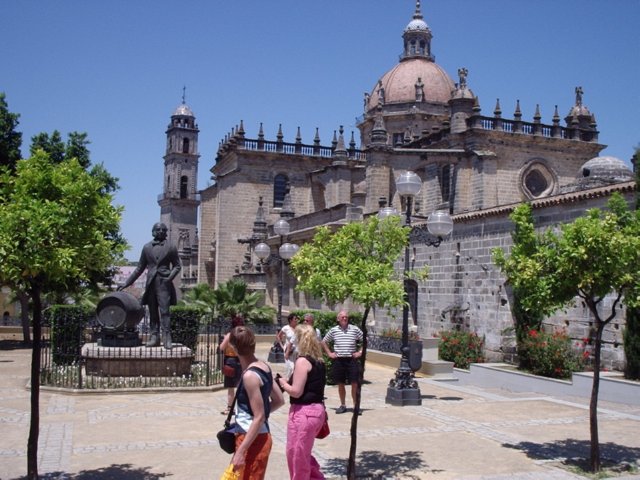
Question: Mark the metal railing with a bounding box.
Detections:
[39,319,227,390]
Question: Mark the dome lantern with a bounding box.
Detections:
[401,0,434,62]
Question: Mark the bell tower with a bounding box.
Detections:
[158,91,200,283]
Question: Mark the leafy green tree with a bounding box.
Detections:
[29,130,92,168]
[0,151,126,479]
[493,193,640,472]
[623,147,640,380]
[290,215,408,479]
[493,204,560,344]
[0,92,22,171]
[30,130,65,163]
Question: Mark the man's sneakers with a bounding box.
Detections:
[335,405,363,415]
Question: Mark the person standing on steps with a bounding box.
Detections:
[118,222,181,349]
[321,310,363,414]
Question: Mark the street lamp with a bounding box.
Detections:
[385,171,453,406]
[254,218,299,326]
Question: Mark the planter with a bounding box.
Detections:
[454,362,640,406]
[368,335,423,372]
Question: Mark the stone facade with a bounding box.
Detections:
[375,182,636,371]
[181,2,636,366]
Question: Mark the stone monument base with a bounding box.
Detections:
[81,343,193,377]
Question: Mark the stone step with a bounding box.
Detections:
[417,359,455,380]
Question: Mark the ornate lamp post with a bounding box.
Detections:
[255,217,299,326]
[385,171,453,406]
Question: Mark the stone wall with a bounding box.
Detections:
[374,184,636,370]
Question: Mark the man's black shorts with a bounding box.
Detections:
[332,357,360,385]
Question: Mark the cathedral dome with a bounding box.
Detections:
[367,58,455,110]
[578,156,634,182]
[173,103,194,117]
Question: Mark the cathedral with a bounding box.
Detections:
[159,2,636,367]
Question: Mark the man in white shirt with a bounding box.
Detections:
[321,311,363,414]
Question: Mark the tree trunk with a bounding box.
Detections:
[589,321,604,473]
[347,306,370,480]
[18,290,31,344]
[27,285,41,480]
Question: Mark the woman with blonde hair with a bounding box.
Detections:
[276,323,327,480]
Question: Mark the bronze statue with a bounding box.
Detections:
[118,223,181,349]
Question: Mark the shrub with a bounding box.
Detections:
[438,330,485,369]
[46,305,93,365]
[624,307,640,380]
[518,328,585,379]
[170,306,203,351]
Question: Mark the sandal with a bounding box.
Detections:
[221,406,231,415]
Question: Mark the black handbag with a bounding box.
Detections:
[217,425,236,454]
[217,389,238,454]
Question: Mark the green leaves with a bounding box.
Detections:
[183,278,276,323]
[0,151,125,294]
[493,193,640,331]
[290,215,409,310]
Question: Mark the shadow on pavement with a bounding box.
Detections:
[9,464,170,480]
[323,449,442,479]
[506,438,640,471]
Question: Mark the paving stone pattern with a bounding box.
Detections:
[1,342,640,479]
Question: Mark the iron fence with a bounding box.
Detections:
[39,318,229,390]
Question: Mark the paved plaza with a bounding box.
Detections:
[1,339,640,480]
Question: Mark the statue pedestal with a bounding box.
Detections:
[81,343,193,377]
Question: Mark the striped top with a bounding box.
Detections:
[323,324,363,357]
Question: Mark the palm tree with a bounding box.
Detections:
[180,283,217,314]
[212,278,275,323]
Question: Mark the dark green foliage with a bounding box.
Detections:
[624,307,640,380]
[46,305,93,365]
[0,92,22,171]
[438,330,485,369]
[170,306,203,351]
[29,130,92,167]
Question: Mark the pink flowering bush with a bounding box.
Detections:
[437,330,485,369]
[518,328,585,379]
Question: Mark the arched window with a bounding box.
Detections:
[182,138,190,154]
[180,176,188,199]
[273,174,289,208]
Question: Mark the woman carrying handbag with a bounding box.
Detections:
[276,323,327,480]
[228,325,284,479]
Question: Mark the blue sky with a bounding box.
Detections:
[3,1,639,260]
